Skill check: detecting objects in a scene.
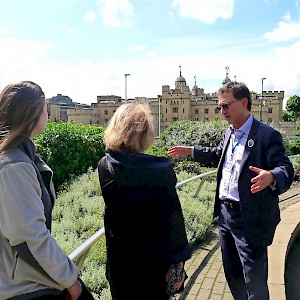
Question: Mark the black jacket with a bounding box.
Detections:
[98,150,191,297]
[194,118,294,246]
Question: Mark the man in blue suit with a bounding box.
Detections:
[168,81,294,300]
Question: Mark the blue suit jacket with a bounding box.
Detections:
[194,118,294,246]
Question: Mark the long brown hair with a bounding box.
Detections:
[0,81,45,152]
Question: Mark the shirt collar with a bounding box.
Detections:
[230,114,253,135]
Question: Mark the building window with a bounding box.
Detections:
[166,108,167,113]
[183,108,185,113]
[205,108,209,114]
[215,107,220,114]
[268,118,272,123]
[268,108,273,113]
[104,110,108,115]
[195,117,199,121]
[173,107,178,113]
[195,108,199,115]
[173,117,178,121]
[105,119,108,123]
[204,117,209,121]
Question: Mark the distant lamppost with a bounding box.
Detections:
[124,73,131,101]
[157,95,161,136]
[260,77,267,121]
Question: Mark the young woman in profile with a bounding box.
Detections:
[0,81,82,300]
[98,102,191,300]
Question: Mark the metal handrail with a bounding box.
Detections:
[68,169,218,270]
[176,169,217,197]
[68,228,105,270]
[68,154,300,270]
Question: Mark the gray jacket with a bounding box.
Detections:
[0,140,78,300]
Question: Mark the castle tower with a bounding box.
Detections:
[222,66,232,85]
[161,66,191,126]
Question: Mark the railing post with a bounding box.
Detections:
[194,177,205,198]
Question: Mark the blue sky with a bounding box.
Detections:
[0,0,300,105]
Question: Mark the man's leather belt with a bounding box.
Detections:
[220,199,240,210]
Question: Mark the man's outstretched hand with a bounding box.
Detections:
[168,146,193,159]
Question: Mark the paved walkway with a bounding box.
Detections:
[176,186,300,300]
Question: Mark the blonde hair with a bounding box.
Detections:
[0,81,45,152]
[104,102,155,153]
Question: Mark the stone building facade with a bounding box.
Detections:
[63,70,291,136]
[47,94,76,122]
[161,71,284,125]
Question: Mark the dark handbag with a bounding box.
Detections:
[166,264,188,296]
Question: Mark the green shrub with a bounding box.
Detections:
[52,168,109,298]
[269,122,294,155]
[288,120,300,155]
[176,171,215,244]
[159,119,228,149]
[290,138,300,155]
[34,122,106,190]
[149,120,228,172]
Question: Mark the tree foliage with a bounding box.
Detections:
[285,95,300,121]
[282,111,294,122]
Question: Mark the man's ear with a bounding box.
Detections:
[242,97,248,109]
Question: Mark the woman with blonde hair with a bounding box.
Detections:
[98,102,191,300]
[0,81,82,299]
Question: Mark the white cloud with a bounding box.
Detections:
[85,10,96,22]
[0,28,9,35]
[130,44,145,52]
[264,12,300,41]
[146,50,157,57]
[0,36,53,66]
[97,0,133,28]
[1,29,299,106]
[172,0,233,24]
[0,35,53,91]
[60,25,73,33]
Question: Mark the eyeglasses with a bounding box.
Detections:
[216,99,240,111]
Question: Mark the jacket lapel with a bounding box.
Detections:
[244,118,259,160]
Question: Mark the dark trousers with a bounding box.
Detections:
[218,204,269,300]
[33,295,65,300]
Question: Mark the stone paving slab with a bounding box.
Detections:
[176,228,233,300]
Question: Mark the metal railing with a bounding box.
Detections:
[68,169,218,269]
[68,155,300,270]
[68,228,105,270]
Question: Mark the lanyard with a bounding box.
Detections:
[230,131,245,158]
